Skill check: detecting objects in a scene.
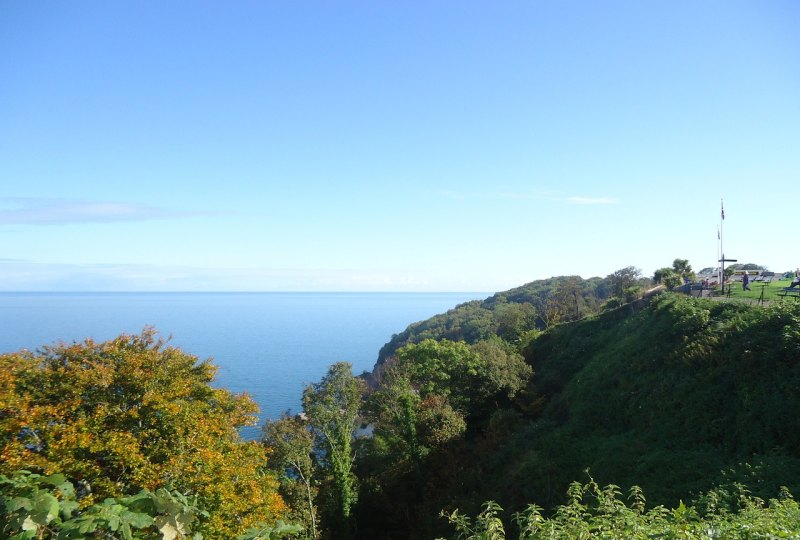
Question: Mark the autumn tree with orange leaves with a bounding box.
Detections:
[0,329,286,538]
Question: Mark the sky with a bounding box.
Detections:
[1,1,798,292]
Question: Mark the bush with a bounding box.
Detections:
[439,478,800,539]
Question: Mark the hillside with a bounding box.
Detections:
[356,293,800,539]
[496,294,799,501]
[4,288,799,539]
[374,275,612,366]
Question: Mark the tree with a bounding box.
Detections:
[653,267,681,289]
[414,395,467,450]
[396,339,482,411]
[394,338,532,418]
[263,414,318,539]
[0,329,285,539]
[302,362,365,538]
[364,361,426,471]
[362,354,472,505]
[493,302,537,342]
[469,338,532,404]
[553,277,585,321]
[608,266,643,300]
[541,297,566,328]
[654,259,697,289]
[365,336,525,468]
[672,258,694,280]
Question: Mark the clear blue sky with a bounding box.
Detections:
[1,1,798,292]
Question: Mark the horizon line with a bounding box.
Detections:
[0,290,494,294]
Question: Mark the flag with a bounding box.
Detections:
[721,200,725,220]
[717,227,720,240]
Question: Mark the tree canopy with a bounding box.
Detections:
[0,329,285,538]
[302,362,365,538]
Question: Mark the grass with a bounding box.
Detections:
[720,278,799,303]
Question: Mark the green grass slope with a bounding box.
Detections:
[487,293,800,511]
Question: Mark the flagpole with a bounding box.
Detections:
[719,198,724,285]
[717,227,722,284]
[719,199,725,259]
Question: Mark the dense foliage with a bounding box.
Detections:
[439,478,800,540]
[349,293,800,538]
[0,330,285,538]
[375,276,613,365]
[0,470,207,540]
[500,294,800,510]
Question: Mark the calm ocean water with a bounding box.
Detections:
[0,292,486,439]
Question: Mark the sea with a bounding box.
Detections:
[0,292,487,439]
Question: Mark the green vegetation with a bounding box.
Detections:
[302,363,365,539]
[0,470,208,540]
[263,414,318,539]
[376,275,615,365]
[479,295,800,509]
[351,288,800,538]
[654,258,695,289]
[439,477,800,540]
[4,264,799,539]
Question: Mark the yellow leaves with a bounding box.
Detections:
[1,445,33,470]
[0,355,33,413]
[0,330,287,538]
[157,433,286,537]
[51,421,93,452]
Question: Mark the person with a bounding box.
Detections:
[742,271,751,291]
[789,269,800,289]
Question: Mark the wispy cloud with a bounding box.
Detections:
[565,196,618,205]
[0,198,196,225]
